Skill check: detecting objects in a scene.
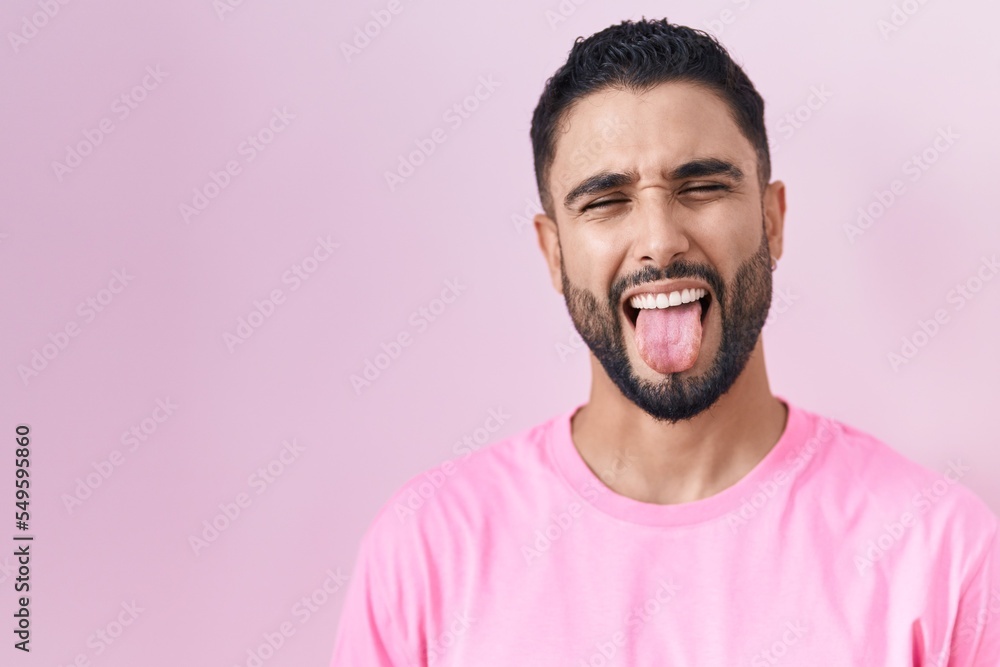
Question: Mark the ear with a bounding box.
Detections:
[762,179,786,262]
[534,212,563,295]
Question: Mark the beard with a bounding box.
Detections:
[560,219,773,423]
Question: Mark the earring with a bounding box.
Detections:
[770,256,778,272]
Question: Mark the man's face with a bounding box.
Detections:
[535,80,784,423]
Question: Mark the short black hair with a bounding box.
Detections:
[530,17,771,218]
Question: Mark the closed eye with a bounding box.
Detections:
[684,185,728,193]
[583,199,628,211]
[582,185,729,211]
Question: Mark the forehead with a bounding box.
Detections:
[549,80,756,193]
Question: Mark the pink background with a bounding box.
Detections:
[1,1,998,664]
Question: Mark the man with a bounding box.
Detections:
[331,18,1000,665]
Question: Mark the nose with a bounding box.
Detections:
[632,194,691,267]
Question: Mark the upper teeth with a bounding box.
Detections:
[629,288,707,309]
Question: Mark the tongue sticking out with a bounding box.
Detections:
[634,300,703,374]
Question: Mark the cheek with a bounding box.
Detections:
[563,232,626,285]
[696,217,761,270]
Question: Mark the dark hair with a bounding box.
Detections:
[530,17,770,218]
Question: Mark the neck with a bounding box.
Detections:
[570,340,788,505]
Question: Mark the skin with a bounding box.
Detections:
[533,80,789,505]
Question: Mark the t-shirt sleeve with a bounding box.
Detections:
[328,526,416,667]
[949,512,1000,666]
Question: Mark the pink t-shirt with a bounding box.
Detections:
[330,396,1000,665]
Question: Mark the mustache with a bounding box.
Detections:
[609,261,726,310]
[607,219,772,309]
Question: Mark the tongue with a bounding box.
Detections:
[634,301,703,374]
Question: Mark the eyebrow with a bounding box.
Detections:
[562,158,745,210]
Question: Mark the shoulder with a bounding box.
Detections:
[332,412,562,666]
[356,406,566,563]
[809,403,992,517]
[791,401,999,573]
